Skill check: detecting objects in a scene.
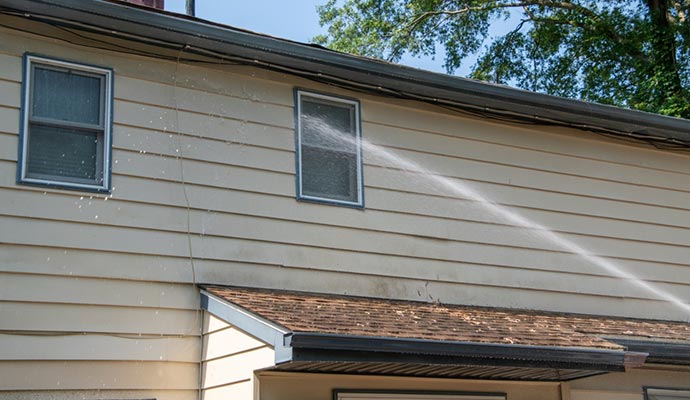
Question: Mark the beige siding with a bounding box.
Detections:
[0,390,198,400]
[201,312,275,400]
[0,361,198,390]
[1,19,690,320]
[257,372,561,400]
[568,367,690,400]
[2,12,690,398]
[256,369,690,400]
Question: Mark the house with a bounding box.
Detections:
[0,0,689,399]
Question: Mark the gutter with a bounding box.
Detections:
[2,0,690,144]
[608,338,690,366]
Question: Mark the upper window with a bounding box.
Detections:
[295,90,363,207]
[18,54,112,192]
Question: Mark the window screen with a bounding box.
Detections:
[296,90,363,206]
[19,54,112,191]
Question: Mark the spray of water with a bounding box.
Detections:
[303,114,690,317]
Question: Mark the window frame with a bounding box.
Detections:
[644,387,690,400]
[294,89,364,208]
[18,53,113,193]
[334,390,507,400]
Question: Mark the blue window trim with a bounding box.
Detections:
[17,53,114,193]
[294,88,365,209]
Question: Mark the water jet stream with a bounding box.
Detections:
[303,115,690,318]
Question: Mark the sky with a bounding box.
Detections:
[163,0,456,75]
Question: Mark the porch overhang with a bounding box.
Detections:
[198,287,690,382]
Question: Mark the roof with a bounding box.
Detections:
[2,0,690,146]
[200,286,690,381]
[205,286,690,350]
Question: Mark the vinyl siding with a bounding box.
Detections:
[2,20,690,318]
[256,372,561,400]
[568,368,690,400]
[1,14,690,397]
[201,312,275,400]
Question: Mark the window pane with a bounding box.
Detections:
[302,145,357,202]
[26,124,100,182]
[301,98,356,153]
[32,66,102,125]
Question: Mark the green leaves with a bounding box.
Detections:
[315,0,690,118]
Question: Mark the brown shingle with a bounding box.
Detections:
[204,286,690,350]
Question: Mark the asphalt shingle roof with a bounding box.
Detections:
[205,286,690,351]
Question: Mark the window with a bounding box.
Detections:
[295,90,363,207]
[18,54,112,192]
[645,388,690,400]
[335,391,506,400]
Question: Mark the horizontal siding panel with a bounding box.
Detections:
[0,390,198,400]
[111,148,690,232]
[0,244,193,283]
[3,28,690,177]
[0,272,198,309]
[0,132,17,160]
[192,236,690,301]
[0,360,197,390]
[0,334,199,362]
[0,79,19,107]
[202,346,274,389]
[570,391,641,400]
[4,168,681,255]
[114,67,294,107]
[109,151,690,235]
[104,72,690,198]
[0,107,18,134]
[203,311,231,335]
[362,100,690,175]
[115,122,293,157]
[203,381,253,400]
[3,188,690,283]
[114,85,293,132]
[2,213,688,301]
[0,301,200,335]
[367,123,690,193]
[0,215,191,257]
[112,113,294,174]
[108,123,690,218]
[0,30,293,106]
[0,52,22,82]
[203,325,266,361]
[193,258,685,321]
[367,167,690,229]
[369,146,690,212]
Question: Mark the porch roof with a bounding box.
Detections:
[200,286,690,381]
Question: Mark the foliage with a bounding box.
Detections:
[314,0,690,118]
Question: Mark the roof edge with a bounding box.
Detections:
[288,332,641,371]
[3,0,690,144]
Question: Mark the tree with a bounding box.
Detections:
[314,1,690,118]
